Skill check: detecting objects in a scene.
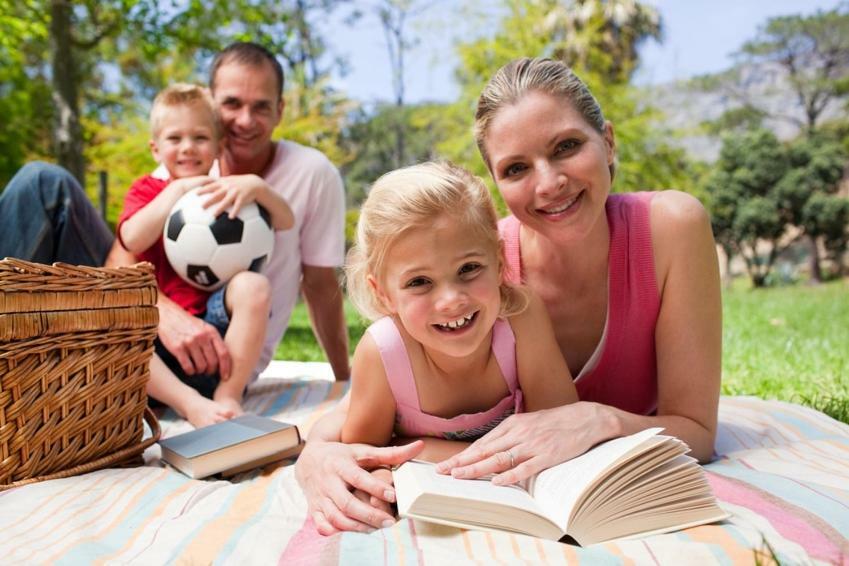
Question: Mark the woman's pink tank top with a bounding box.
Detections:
[498,192,660,415]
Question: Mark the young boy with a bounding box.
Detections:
[118,83,294,428]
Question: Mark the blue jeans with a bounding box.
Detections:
[0,162,113,266]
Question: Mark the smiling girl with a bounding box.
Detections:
[341,162,577,466]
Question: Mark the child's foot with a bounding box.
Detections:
[183,395,236,428]
[214,395,245,418]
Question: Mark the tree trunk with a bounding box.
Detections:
[50,0,85,186]
[722,244,734,289]
[808,235,822,284]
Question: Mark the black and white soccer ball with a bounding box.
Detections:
[163,190,274,291]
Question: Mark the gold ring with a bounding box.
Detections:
[505,449,515,468]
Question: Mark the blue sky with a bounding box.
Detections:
[320,0,843,104]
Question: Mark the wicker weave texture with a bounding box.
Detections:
[0,259,159,486]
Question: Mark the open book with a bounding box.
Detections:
[393,428,728,545]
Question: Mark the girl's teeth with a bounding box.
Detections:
[438,313,474,330]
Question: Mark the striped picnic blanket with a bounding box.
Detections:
[0,362,847,565]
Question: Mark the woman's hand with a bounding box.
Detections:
[295,439,423,534]
[436,402,618,485]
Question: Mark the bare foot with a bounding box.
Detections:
[183,395,236,428]
[214,395,245,418]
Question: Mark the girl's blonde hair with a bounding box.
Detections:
[474,57,614,180]
[346,161,528,321]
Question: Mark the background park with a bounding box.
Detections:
[1,0,847,424]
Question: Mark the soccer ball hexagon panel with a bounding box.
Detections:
[163,189,275,291]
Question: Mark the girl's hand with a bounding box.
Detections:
[435,402,617,485]
[351,468,395,521]
[196,174,266,219]
[295,439,423,535]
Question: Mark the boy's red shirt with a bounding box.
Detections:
[118,174,210,315]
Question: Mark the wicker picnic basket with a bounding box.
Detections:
[0,258,161,490]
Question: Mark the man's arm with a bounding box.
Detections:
[301,264,350,380]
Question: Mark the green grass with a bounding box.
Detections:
[722,278,849,422]
[275,279,849,423]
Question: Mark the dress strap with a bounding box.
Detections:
[366,316,421,410]
[491,318,518,393]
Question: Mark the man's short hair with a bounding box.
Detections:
[150,83,222,140]
[209,42,285,101]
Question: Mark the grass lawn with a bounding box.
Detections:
[275,278,849,423]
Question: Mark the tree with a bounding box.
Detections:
[696,6,849,138]
[543,0,662,83]
[704,128,848,287]
[777,135,849,281]
[4,0,351,190]
[704,129,789,287]
[340,101,446,206]
[802,193,849,277]
[437,0,688,215]
[739,6,849,134]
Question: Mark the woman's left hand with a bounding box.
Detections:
[435,401,617,485]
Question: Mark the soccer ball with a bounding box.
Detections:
[163,190,274,291]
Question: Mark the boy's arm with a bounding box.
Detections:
[120,176,211,253]
[341,333,396,446]
[199,174,294,231]
[512,291,579,412]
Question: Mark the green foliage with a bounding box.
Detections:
[737,5,849,132]
[0,1,51,184]
[340,102,447,206]
[0,0,351,188]
[84,115,155,228]
[704,128,848,287]
[702,105,767,136]
[436,0,696,212]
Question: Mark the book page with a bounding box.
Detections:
[530,427,664,529]
[395,461,547,520]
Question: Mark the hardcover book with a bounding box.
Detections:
[159,415,301,479]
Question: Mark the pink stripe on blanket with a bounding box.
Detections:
[280,517,340,565]
[707,472,847,565]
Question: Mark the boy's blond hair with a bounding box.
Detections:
[346,161,528,321]
[149,83,222,140]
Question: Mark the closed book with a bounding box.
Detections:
[393,428,729,545]
[159,415,301,479]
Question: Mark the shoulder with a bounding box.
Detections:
[124,175,166,204]
[351,329,391,388]
[649,190,710,228]
[647,190,715,290]
[276,140,339,176]
[648,190,712,251]
[129,174,165,192]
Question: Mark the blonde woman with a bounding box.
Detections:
[296,58,721,535]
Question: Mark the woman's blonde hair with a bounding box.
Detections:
[346,161,528,321]
[474,57,614,179]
